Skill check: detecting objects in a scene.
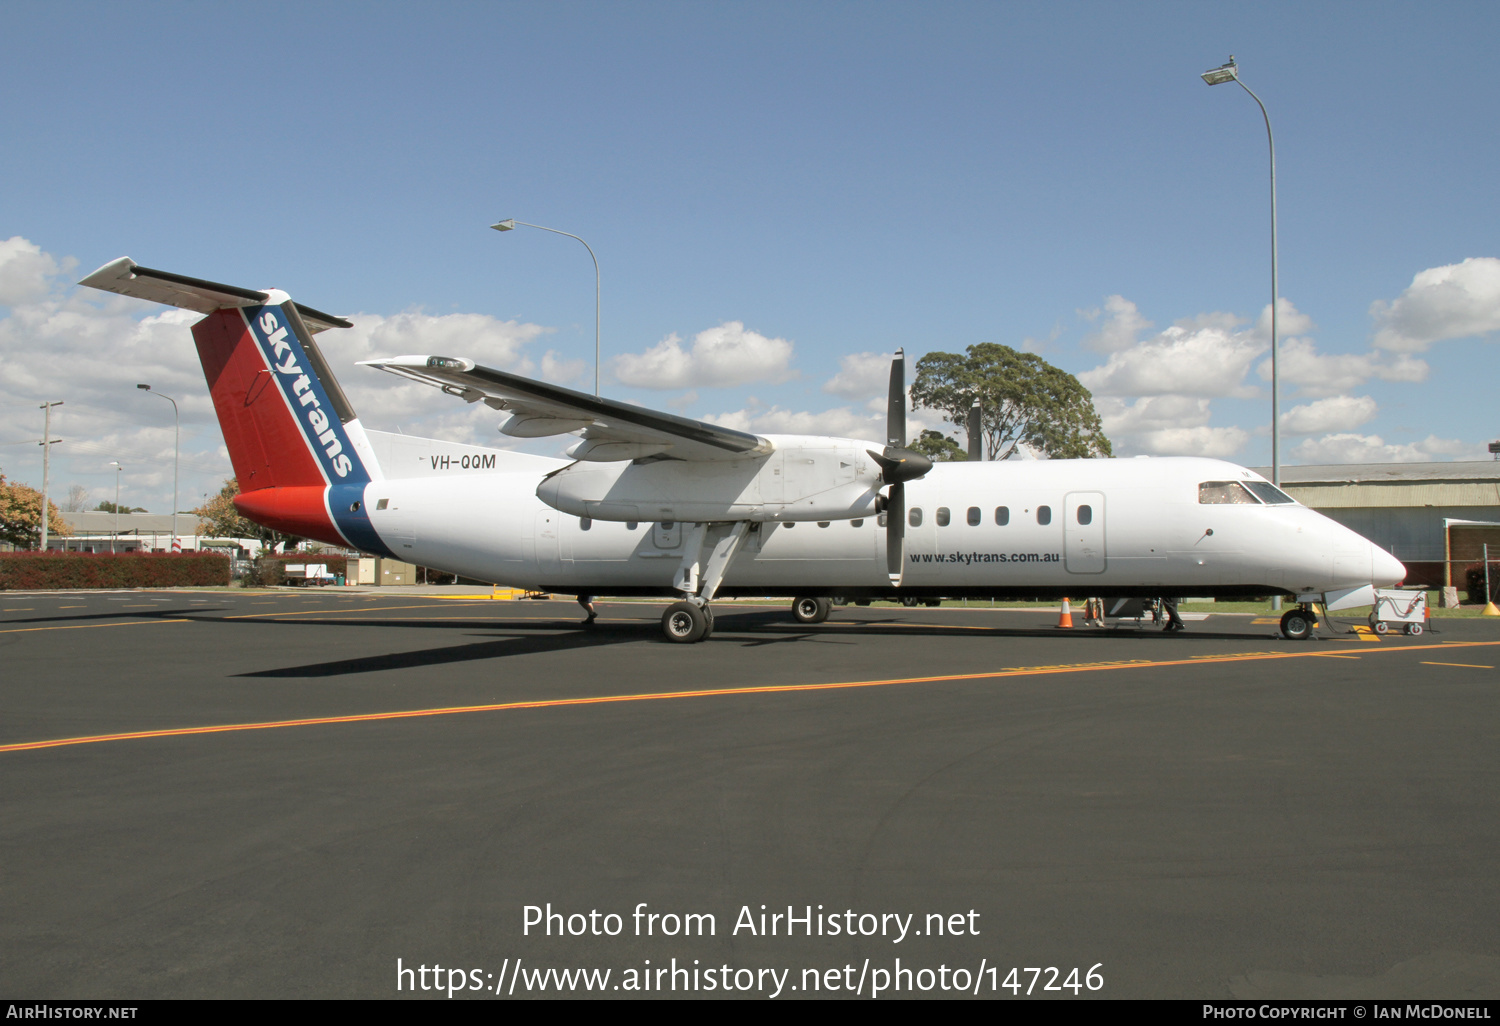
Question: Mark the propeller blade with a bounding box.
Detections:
[967,399,982,461]
[886,482,904,582]
[887,348,906,449]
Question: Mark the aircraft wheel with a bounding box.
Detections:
[792,596,832,624]
[1280,609,1314,641]
[662,601,708,643]
[702,605,715,638]
[901,596,921,607]
[1372,620,1390,634]
[1405,622,1423,636]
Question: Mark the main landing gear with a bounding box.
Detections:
[659,522,750,644]
[791,596,832,625]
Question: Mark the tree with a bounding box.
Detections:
[908,429,968,463]
[195,478,302,550]
[63,484,90,512]
[0,469,73,549]
[910,343,1112,460]
[94,501,148,514]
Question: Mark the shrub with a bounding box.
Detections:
[0,552,231,590]
[1464,561,1500,604]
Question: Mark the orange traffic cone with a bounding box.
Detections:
[1057,596,1074,628]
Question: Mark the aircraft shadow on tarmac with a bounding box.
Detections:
[224,608,1310,679]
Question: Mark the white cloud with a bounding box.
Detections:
[1277,395,1379,436]
[703,403,934,442]
[1257,338,1428,398]
[1289,432,1483,464]
[0,236,71,307]
[1371,257,1500,352]
[1278,395,1378,435]
[1079,294,1152,352]
[540,350,587,386]
[1093,396,1247,458]
[822,351,892,399]
[613,321,796,389]
[1078,322,1265,398]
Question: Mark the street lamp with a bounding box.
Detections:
[137,384,181,552]
[1201,55,1281,489]
[108,461,123,554]
[490,218,601,397]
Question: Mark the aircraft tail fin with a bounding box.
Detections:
[80,258,393,555]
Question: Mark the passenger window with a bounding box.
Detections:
[817,521,830,528]
[1037,505,1052,526]
[580,517,592,531]
[909,508,923,527]
[1199,481,1259,504]
[995,506,1009,526]
[936,507,951,526]
[625,521,638,530]
[1076,505,1091,526]
[967,506,981,526]
[851,519,864,528]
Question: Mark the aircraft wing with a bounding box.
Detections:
[359,355,773,463]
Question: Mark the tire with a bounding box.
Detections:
[1405,623,1423,636]
[1373,620,1389,634]
[901,596,921,607]
[662,601,708,643]
[1280,609,1313,641]
[925,599,942,607]
[792,596,832,625]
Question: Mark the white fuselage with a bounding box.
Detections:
[359,432,1404,601]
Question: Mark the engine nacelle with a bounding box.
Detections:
[536,435,883,523]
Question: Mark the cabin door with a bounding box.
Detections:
[1064,491,1106,574]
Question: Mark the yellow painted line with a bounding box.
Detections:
[1251,617,1281,624]
[3,608,35,611]
[1351,626,1381,643]
[0,619,189,635]
[7,639,1500,756]
[224,601,495,619]
[1420,661,1494,669]
[1312,654,1363,660]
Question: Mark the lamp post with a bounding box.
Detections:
[490,219,601,397]
[108,461,122,554]
[137,384,181,552]
[38,400,63,550]
[1201,55,1281,489]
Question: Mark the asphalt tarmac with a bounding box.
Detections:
[2,590,1497,1000]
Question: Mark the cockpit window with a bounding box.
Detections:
[1198,481,1259,504]
[1244,481,1297,505]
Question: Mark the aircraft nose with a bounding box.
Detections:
[1373,543,1405,587]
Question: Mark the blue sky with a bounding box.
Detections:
[3,1,1498,514]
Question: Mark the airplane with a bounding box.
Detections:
[79,257,1406,643]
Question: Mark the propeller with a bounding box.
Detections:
[867,348,932,583]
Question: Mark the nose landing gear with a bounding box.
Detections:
[1279,604,1320,640]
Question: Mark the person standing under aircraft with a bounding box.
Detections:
[1160,597,1186,632]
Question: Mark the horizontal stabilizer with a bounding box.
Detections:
[79,257,352,333]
